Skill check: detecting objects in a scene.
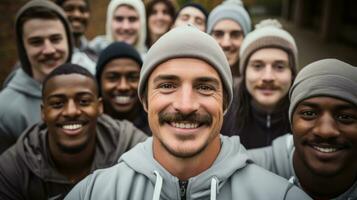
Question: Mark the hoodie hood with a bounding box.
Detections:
[119,135,251,199]
[15,0,73,77]
[105,0,147,54]
[16,114,132,183]
[7,68,42,98]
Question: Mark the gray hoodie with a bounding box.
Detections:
[0,114,147,200]
[65,135,311,200]
[248,134,357,200]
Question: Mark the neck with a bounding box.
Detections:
[153,135,221,180]
[48,134,96,183]
[293,152,357,199]
[74,35,82,48]
[104,102,140,122]
[150,32,162,46]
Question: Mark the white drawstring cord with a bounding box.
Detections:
[152,171,163,200]
[210,177,218,200]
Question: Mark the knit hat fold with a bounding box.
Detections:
[138,25,233,112]
[288,58,357,122]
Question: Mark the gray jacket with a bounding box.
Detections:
[65,135,311,200]
[0,114,147,200]
[248,134,357,200]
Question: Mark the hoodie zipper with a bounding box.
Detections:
[266,114,271,128]
[179,180,188,200]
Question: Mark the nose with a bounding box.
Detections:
[116,77,130,91]
[173,85,199,114]
[63,100,81,118]
[261,65,275,82]
[122,19,131,29]
[313,112,340,138]
[220,33,231,48]
[42,39,56,55]
[72,8,82,18]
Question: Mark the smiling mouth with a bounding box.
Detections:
[170,122,199,129]
[114,96,132,104]
[62,123,83,130]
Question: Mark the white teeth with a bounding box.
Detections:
[62,124,82,130]
[313,146,338,153]
[171,122,199,129]
[114,96,131,104]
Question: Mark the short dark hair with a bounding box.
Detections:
[18,6,60,37]
[42,63,98,98]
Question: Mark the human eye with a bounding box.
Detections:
[230,30,243,39]
[195,18,204,26]
[335,113,357,124]
[157,82,176,93]
[114,16,124,22]
[249,62,264,71]
[50,35,63,44]
[127,73,140,82]
[212,30,224,39]
[105,73,119,82]
[28,38,43,47]
[63,5,75,12]
[299,110,318,120]
[78,96,94,106]
[48,100,64,109]
[128,16,138,22]
[196,84,216,95]
[273,62,289,71]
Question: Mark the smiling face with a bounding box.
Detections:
[174,7,206,32]
[100,58,141,114]
[245,48,292,112]
[23,19,69,82]
[42,74,103,154]
[146,58,223,159]
[148,2,173,37]
[61,0,90,37]
[293,96,357,177]
[111,5,140,45]
[211,19,243,67]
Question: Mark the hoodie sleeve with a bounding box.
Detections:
[117,120,148,150]
[64,174,92,200]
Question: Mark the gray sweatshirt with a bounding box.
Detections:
[65,135,311,200]
[248,134,357,200]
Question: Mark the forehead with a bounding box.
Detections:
[213,19,241,30]
[103,58,141,71]
[62,0,87,6]
[250,48,289,62]
[23,18,66,39]
[149,58,221,82]
[115,4,138,16]
[178,7,205,19]
[44,74,97,97]
[296,96,356,110]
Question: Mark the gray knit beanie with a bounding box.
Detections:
[239,19,298,76]
[138,25,233,111]
[207,0,251,36]
[289,58,357,123]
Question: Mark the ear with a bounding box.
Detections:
[41,103,45,122]
[97,97,104,114]
[141,96,148,113]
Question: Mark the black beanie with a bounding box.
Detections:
[176,2,209,20]
[96,42,143,94]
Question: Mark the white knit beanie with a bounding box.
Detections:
[239,19,298,76]
[138,25,233,112]
[207,0,251,36]
[105,0,147,54]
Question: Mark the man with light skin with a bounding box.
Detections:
[88,0,147,55]
[0,64,147,199]
[65,25,310,200]
[207,0,251,78]
[248,59,357,199]
[0,0,73,153]
[173,2,208,32]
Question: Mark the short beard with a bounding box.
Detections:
[159,137,208,159]
[57,141,88,155]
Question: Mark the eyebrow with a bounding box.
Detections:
[46,92,95,100]
[299,101,356,110]
[153,75,179,83]
[195,77,220,87]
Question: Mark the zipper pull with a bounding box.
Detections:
[266,114,271,128]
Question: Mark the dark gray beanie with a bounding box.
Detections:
[289,58,357,123]
[138,25,233,111]
[207,0,251,36]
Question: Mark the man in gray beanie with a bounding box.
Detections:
[207,0,252,78]
[65,25,310,200]
[248,58,357,200]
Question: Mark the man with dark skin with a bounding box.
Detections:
[0,64,147,199]
[248,59,357,199]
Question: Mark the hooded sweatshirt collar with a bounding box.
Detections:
[120,135,251,199]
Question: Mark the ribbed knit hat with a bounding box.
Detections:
[96,42,142,92]
[239,19,298,76]
[289,58,357,123]
[207,0,251,36]
[138,25,233,111]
